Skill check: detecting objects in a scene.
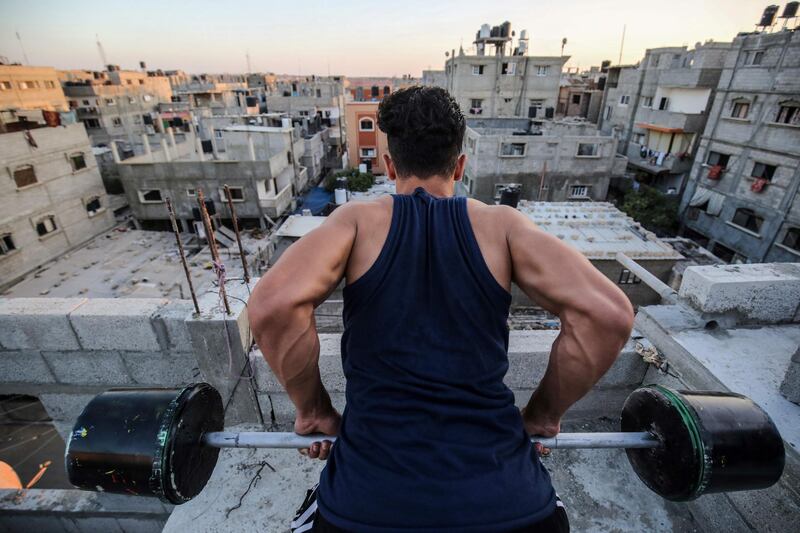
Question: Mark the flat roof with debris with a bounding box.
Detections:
[3,227,265,299]
[274,215,327,238]
[518,201,683,261]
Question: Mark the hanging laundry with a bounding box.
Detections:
[42,110,61,127]
[707,165,723,180]
[751,178,768,193]
[656,152,666,166]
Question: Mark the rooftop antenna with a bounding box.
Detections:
[618,24,626,65]
[15,29,30,65]
[96,34,109,69]
[246,50,252,74]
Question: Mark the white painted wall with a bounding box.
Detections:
[654,87,711,114]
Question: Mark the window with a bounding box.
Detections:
[214,129,223,139]
[470,99,483,115]
[18,81,38,90]
[493,183,521,201]
[706,151,730,168]
[359,118,375,131]
[536,65,549,76]
[744,50,764,66]
[138,189,164,203]
[632,132,645,144]
[571,94,581,105]
[316,89,322,98]
[44,80,55,89]
[619,95,630,105]
[467,137,477,154]
[187,188,196,197]
[605,106,613,120]
[360,147,376,158]
[82,99,91,106]
[128,97,137,104]
[711,242,737,263]
[13,165,37,188]
[500,142,526,157]
[220,187,245,202]
[658,97,669,111]
[85,196,102,216]
[143,94,153,102]
[105,98,115,106]
[618,269,641,285]
[35,216,58,237]
[0,233,16,255]
[0,81,12,90]
[641,96,653,108]
[69,152,87,171]
[576,143,599,157]
[731,101,750,119]
[112,117,123,127]
[85,118,101,128]
[472,65,485,75]
[781,228,800,252]
[462,174,473,194]
[570,185,590,198]
[529,100,544,118]
[502,62,516,75]
[775,103,800,125]
[731,208,763,234]
[751,162,776,181]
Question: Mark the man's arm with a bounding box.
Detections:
[248,203,358,457]
[503,207,635,437]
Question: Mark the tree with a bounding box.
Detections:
[620,185,679,237]
[323,168,375,193]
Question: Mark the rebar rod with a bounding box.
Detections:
[223,184,250,283]
[165,197,200,314]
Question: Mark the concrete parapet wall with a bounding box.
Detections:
[679,263,800,323]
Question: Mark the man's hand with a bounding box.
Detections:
[295,407,342,460]
[521,405,560,456]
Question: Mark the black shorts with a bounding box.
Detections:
[292,485,570,533]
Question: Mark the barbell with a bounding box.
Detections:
[65,383,786,506]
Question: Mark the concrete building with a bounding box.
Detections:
[0,118,115,289]
[170,73,251,114]
[556,65,609,123]
[60,67,173,153]
[515,201,682,306]
[116,124,307,229]
[421,69,446,88]
[346,76,418,102]
[598,42,731,193]
[461,117,628,203]
[0,63,69,112]
[443,23,567,118]
[679,29,800,263]
[344,100,389,174]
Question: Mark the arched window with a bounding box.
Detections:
[359,118,375,131]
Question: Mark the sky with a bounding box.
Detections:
[0,0,776,76]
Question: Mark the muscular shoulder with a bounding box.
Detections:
[465,198,521,235]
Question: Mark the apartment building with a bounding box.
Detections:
[598,42,731,193]
[344,101,389,174]
[556,64,609,123]
[679,29,800,264]
[0,63,68,112]
[0,115,115,288]
[346,76,418,101]
[443,23,567,118]
[116,125,307,229]
[170,73,254,115]
[461,117,628,203]
[60,67,173,153]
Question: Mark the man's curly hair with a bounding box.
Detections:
[377,86,466,179]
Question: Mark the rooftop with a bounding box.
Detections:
[518,201,683,260]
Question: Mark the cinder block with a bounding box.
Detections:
[0,298,84,350]
[153,300,194,353]
[679,263,800,323]
[258,391,346,425]
[69,298,167,351]
[0,350,56,384]
[42,351,131,385]
[122,352,201,386]
[39,393,97,424]
[780,347,800,405]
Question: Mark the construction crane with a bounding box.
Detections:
[96,34,108,69]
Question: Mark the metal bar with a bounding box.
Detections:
[165,197,200,314]
[197,189,231,315]
[615,252,679,304]
[202,431,661,450]
[223,184,250,283]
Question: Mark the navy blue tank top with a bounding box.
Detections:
[317,188,555,532]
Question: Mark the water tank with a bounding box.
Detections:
[479,24,491,39]
[759,5,779,26]
[782,1,799,17]
[519,29,528,41]
[139,61,147,69]
[518,40,528,55]
[334,177,348,205]
[501,21,512,38]
[490,25,500,38]
[499,185,521,208]
[601,60,611,72]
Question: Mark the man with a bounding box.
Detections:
[248,86,634,532]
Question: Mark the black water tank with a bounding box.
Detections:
[783,1,799,18]
[760,5,779,26]
[499,185,521,208]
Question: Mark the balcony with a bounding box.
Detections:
[625,143,693,175]
[259,182,293,218]
[657,68,722,89]
[635,108,707,133]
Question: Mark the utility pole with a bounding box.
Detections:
[15,30,30,65]
[96,34,109,69]
[618,25,626,65]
